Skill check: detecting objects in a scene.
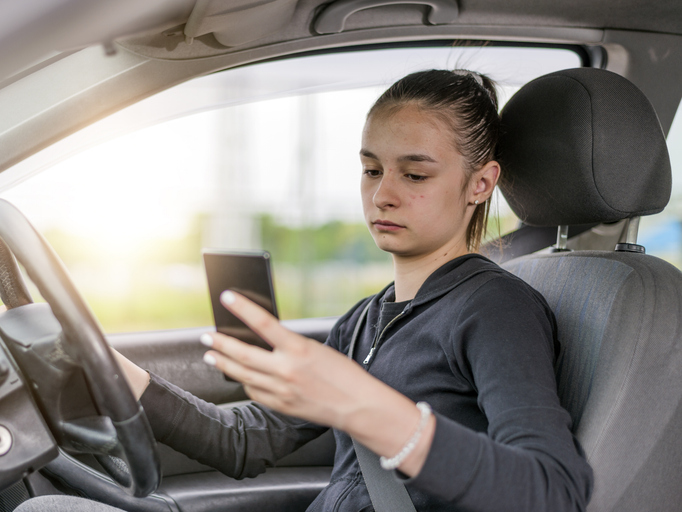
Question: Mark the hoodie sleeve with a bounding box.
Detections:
[404,276,593,512]
[140,373,328,479]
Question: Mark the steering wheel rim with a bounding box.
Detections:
[0,199,160,497]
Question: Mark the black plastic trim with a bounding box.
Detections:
[484,224,598,264]
[615,242,646,254]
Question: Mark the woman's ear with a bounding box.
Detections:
[470,160,500,203]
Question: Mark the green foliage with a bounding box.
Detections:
[258,214,390,265]
[31,210,522,332]
[32,214,393,332]
[88,287,213,332]
[258,214,392,318]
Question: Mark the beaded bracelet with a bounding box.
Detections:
[379,402,432,471]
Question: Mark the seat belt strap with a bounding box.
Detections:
[347,302,418,512]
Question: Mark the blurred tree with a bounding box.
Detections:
[258,214,389,265]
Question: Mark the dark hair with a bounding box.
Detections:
[367,69,501,252]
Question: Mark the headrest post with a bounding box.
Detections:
[615,216,645,254]
[551,225,571,253]
[625,216,640,244]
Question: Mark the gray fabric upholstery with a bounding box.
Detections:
[503,251,682,512]
[497,68,671,226]
[498,66,681,511]
[505,255,633,425]
[14,495,125,511]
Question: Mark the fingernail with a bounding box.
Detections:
[200,334,213,347]
[203,353,216,366]
[221,290,236,305]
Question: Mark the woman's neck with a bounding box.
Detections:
[392,245,470,302]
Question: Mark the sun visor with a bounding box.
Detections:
[497,68,672,227]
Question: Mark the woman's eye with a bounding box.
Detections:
[364,169,382,178]
[406,174,427,182]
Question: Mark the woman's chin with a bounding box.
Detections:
[373,238,406,255]
[376,243,420,259]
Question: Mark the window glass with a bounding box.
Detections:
[639,107,682,266]
[1,45,581,332]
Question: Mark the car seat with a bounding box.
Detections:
[497,68,681,512]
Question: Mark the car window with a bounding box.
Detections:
[1,45,582,332]
[640,105,682,265]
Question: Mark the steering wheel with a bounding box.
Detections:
[0,199,160,497]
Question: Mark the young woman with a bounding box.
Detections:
[19,69,593,512]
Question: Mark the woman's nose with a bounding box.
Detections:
[373,174,400,209]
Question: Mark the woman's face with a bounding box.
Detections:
[360,105,474,262]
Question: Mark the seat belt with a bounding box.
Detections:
[347,302,417,512]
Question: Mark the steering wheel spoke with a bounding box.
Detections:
[61,416,119,455]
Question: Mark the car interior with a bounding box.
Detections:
[1,1,682,512]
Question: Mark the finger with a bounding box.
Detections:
[240,384,284,412]
[220,291,296,350]
[200,332,278,374]
[241,385,298,417]
[207,355,300,416]
[203,349,282,392]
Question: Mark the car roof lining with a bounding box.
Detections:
[116,0,682,62]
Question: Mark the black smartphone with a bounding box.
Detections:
[203,250,278,352]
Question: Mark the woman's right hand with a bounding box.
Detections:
[202,290,436,477]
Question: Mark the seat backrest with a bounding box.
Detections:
[497,68,681,512]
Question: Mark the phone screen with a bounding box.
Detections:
[203,250,278,352]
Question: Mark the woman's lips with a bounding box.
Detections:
[373,220,405,232]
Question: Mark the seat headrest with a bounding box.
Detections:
[497,68,672,227]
